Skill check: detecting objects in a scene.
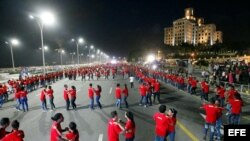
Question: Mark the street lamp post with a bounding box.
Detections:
[89,45,94,64]
[71,38,84,66]
[69,52,76,64]
[5,39,19,69]
[30,12,56,75]
[80,53,84,64]
[60,50,65,65]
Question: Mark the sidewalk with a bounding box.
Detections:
[158,79,250,112]
[0,73,19,83]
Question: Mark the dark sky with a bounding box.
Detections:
[0,0,249,67]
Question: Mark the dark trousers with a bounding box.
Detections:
[147,93,152,106]
[123,96,129,108]
[71,97,76,109]
[65,99,70,110]
[130,82,134,88]
[153,92,160,103]
[49,97,56,110]
[96,96,102,108]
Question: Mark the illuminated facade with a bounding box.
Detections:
[164,8,223,46]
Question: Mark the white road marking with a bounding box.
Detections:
[98,134,103,141]
[109,87,112,95]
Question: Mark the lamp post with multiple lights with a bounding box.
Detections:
[30,11,56,74]
[71,38,84,66]
[5,39,19,69]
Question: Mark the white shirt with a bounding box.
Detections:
[129,77,134,83]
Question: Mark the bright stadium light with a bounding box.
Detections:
[78,38,84,44]
[147,54,155,63]
[152,64,157,70]
[40,11,56,25]
[11,39,19,46]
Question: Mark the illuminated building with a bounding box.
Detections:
[164,8,223,46]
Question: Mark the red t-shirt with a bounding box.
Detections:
[0,88,3,96]
[227,89,237,101]
[115,87,122,99]
[107,119,122,141]
[122,88,128,97]
[153,112,169,137]
[204,84,209,93]
[125,120,135,139]
[63,89,69,100]
[50,121,62,141]
[154,82,160,92]
[19,91,27,98]
[200,81,205,90]
[229,99,243,115]
[168,117,177,132]
[203,104,219,124]
[1,130,24,141]
[40,90,46,101]
[65,131,79,141]
[191,80,197,87]
[69,89,76,98]
[218,87,225,98]
[15,92,21,99]
[88,87,94,98]
[139,85,146,96]
[47,89,54,98]
[94,88,101,97]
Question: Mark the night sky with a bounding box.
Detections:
[0,0,249,67]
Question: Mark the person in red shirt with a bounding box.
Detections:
[200,79,206,100]
[2,83,8,102]
[2,120,25,141]
[167,108,177,141]
[191,78,197,95]
[19,87,28,112]
[122,84,129,108]
[63,122,79,141]
[229,93,243,125]
[203,81,209,101]
[115,84,122,109]
[107,111,122,141]
[88,83,95,110]
[200,98,219,141]
[69,86,77,110]
[123,111,136,141]
[225,85,238,123]
[187,75,193,93]
[146,82,153,106]
[50,113,68,141]
[117,111,136,141]
[214,99,224,141]
[47,86,56,111]
[218,84,225,107]
[139,83,147,107]
[153,80,161,104]
[153,105,169,141]
[40,86,48,111]
[0,118,10,140]
[63,84,70,110]
[94,85,102,109]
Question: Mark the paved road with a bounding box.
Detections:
[1,75,250,141]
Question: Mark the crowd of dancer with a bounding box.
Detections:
[0,63,246,141]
